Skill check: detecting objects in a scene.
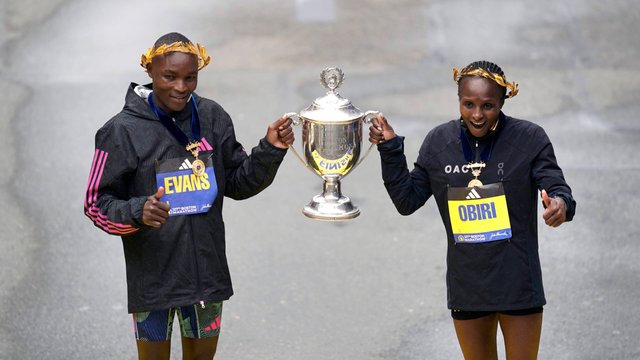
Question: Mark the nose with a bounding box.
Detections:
[471,106,483,121]
[174,79,188,93]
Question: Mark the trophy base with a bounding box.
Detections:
[302,194,360,221]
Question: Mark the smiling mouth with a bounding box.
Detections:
[171,95,189,101]
[470,121,485,129]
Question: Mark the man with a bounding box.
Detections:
[84,32,293,359]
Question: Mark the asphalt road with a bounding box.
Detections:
[1,0,639,359]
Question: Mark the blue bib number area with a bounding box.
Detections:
[447,183,512,244]
[155,155,217,216]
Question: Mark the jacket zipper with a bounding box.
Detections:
[189,218,206,309]
[475,141,479,161]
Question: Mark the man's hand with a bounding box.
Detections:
[142,187,170,228]
[266,115,294,149]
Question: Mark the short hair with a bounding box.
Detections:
[153,32,192,48]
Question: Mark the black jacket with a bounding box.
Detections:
[378,114,576,311]
[84,83,287,312]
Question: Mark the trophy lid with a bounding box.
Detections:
[299,67,365,122]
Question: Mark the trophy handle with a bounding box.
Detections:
[283,112,310,169]
[355,110,380,167]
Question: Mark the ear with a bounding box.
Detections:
[146,64,153,79]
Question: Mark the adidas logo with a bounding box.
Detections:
[178,158,193,170]
[466,188,481,199]
[198,137,214,152]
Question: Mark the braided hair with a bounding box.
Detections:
[457,60,508,100]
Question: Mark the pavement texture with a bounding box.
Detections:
[1,0,640,359]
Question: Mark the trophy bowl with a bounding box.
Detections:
[285,67,379,221]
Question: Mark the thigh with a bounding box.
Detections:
[133,308,176,360]
[136,340,171,360]
[181,336,219,360]
[177,301,223,339]
[453,313,499,360]
[133,308,176,341]
[177,302,222,359]
[498,312,543,360]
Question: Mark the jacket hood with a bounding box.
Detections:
[122,83,157,121]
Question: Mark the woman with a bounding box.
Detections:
[368,60,576,359]
[84,32,293,359]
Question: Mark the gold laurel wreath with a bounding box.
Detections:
[453,67,519,98]
[140,41,211,70]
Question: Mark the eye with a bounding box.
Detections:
[163,74,175,81]
[483,103,494,110]
[464,102,474,109]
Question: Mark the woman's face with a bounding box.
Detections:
[147,51,199,113]
[458,76,504,138]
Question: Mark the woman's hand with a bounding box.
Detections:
[541,189,567,227]
[368,113,397,144]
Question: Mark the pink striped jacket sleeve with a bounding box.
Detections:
[84,148,140,235]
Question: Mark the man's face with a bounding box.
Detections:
[147,51,199,113]
[458,76,505,138]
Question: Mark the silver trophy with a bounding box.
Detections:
[286,67,379,220]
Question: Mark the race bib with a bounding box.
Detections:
[155,154,218,216]
[447,183,512,243]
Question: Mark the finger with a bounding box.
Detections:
[543,205,564,227]
[369,134,383,144]
[154,187,165,200]
[155,201,171,213]
[278,126,293,136]
[273,115,290,128]
[145,221,162,228]
[278,118,293,130]
[143,212,166,228]
[546,213,561,227]
[278,127,294,139]
[543,207,555,223]
[280,133,295,146]
[378,114,390,129]
[541,189,551,208]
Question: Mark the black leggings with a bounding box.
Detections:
[451,307,543,320]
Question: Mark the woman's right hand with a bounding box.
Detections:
[368,113,397,144]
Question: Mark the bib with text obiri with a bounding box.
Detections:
[447,183,512,243]
[155,154,218,216]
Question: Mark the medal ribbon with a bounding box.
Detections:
[148,92,201,146]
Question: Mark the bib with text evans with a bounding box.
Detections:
[155,154,217,216]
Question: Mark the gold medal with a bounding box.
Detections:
[467,162,485,188]
[186,141,204,176]
[192,159,205,176]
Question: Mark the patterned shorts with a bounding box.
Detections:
[451,306,543,320]
[133,301,223,341]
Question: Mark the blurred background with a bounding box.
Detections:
[1,0,639,359]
